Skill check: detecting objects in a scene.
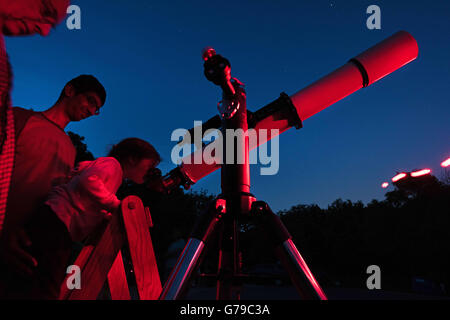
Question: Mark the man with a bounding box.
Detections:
[1,75,106,280]
[0,75,106,299]
[0,0,70,274]
[0,0,70,238]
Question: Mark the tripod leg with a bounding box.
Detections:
[215,216,240,300]
[159,199,225,300]
[252,201,327,300]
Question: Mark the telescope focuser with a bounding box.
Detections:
[146,166,195,194]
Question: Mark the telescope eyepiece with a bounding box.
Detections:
[202,47,216,61]
[203,54,232,87]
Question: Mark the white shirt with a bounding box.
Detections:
[46,157,122,242]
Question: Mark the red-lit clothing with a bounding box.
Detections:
[0,33,14,235]
[5,109,76,229]
[46,157,123,242]
[0,157,122,300]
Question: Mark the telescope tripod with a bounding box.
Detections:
[159,196,327,300]
[159,48,327,300]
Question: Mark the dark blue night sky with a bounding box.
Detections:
[5,0,450,211]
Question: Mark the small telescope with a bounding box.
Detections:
[155,31,418,192]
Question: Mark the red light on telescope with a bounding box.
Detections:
[202,47,216,61]
[441,158,450,168]
[411,169,431,177]
[381,182,389,188]
[392,173,407,182]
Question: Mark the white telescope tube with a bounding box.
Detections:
[176,31,419,185]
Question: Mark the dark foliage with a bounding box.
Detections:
[67,131,94,165]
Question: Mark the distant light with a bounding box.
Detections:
[392,173,407,182]
[381,182,389,188]
[411,169,431,177]
[441,158,450,168]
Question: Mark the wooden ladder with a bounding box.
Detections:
[59,195,162,300]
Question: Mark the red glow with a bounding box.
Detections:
[392,173,407,182]
[202,47,216,61]
[411,168,431,177]
[381,182,389,188]
[441,158,450,168]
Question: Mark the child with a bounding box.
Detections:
[1,137,161,299]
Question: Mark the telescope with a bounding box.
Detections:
[155,31,418,300]
[154,31,418,192]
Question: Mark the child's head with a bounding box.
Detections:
[108,138,161,184]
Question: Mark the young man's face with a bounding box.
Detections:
[67,91,103,122]
[0,0,69,36]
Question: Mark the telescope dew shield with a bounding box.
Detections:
[352,31,419,87]
[174,31,419,185]
[293,30,419,120]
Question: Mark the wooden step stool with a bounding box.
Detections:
[59,195,162,300]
